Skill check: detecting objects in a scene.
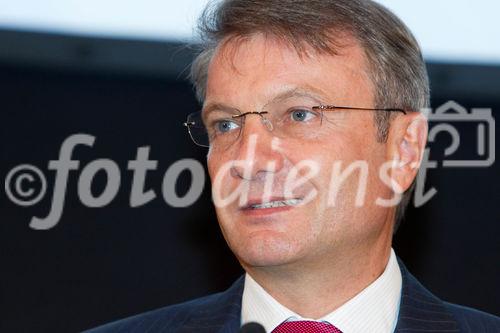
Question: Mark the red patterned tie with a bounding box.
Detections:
[272,320,343,333]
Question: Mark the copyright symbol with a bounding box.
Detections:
[5,164,47,206]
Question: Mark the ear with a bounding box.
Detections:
[386,112,428,193]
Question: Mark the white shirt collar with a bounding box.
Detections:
[241,248,402,333]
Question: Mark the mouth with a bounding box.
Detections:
[242,198,303,210]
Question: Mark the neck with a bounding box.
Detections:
[244,237,393,319]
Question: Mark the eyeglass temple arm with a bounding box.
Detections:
[313,105,407,115]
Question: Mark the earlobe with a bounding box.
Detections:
[405,113,428,170]
[389,112,428,192]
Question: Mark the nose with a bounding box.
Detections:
[230,115,284,181]
[232,111,273,131]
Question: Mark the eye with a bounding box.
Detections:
[214,119,239,133]
[290,109,317,122]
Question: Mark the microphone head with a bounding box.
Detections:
[239,322,266,333]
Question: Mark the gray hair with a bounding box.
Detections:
[190,0,430,230]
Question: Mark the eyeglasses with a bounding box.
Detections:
[183,104,407,149]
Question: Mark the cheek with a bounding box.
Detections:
[307,133,386,208]
[207,156,216,180]
[207,149,217,177]
[207,152,235,192]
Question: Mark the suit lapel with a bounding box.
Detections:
[394,259,459,332]
[215,281,243,333]
[177,276,244,333]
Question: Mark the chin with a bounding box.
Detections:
[229,230,302,268]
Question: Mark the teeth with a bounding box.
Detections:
[250,199,302,209]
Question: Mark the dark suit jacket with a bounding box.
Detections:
[85,260,500,332]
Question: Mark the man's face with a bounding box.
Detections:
[204,34,395,270]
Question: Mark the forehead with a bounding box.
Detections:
[205,33,374,107]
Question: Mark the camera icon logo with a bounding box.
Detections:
[424,100,495,167]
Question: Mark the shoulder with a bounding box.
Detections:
[84,277,244,333]
[83,293,223,333]
[396,258,500,333]
[444,302,500,332]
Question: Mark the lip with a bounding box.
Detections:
[240,204,295,216]
[239,197,303,216]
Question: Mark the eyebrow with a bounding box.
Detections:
[202,86,328,115]
[265,87,327,106]
[202,103,240,115]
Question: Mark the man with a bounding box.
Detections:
[87,0,499,332]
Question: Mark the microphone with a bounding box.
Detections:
[239,322,266,333]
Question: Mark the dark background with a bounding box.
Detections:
[0,29,498,332]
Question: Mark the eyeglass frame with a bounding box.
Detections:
[183,105,408,148]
